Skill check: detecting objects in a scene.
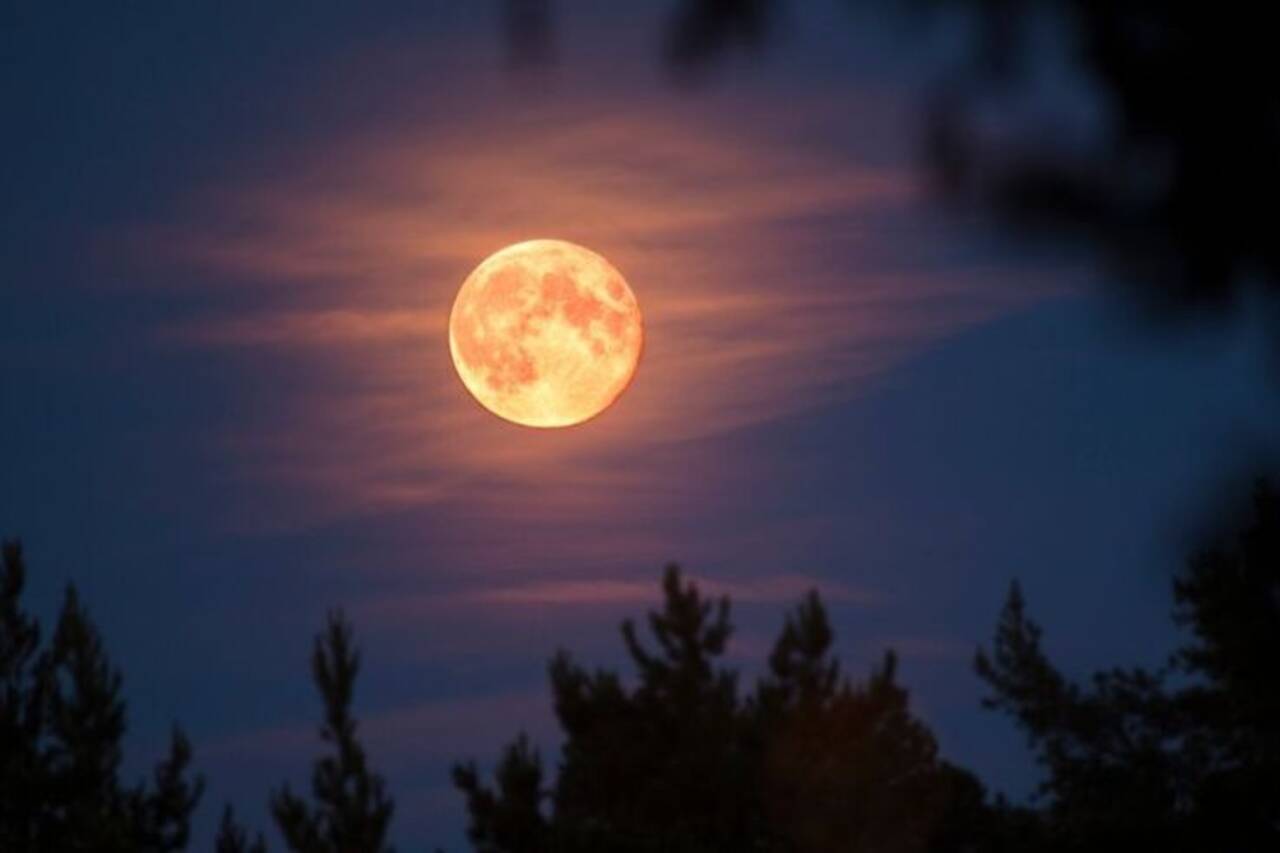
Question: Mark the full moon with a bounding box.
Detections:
[448,240,644,428]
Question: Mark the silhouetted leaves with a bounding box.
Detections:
[271,610,395,853]
[216,804,267,853]
[924,1,1280,333]
[0,539,203,852]
[976,480,1280,850]
[7,478,1278,850]
[456,563,990,852]
[453,734,549,853]
[503,0,556,70]
[665,0,775,73]
[665,0,1280,363]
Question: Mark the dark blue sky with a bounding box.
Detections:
[4,2,1278,849]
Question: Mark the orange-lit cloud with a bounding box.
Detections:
[128,94,1050,537]
[169,308,442,348]
[468,574,879,606]
[351,573,879,631]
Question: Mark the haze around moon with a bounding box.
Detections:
[448,240,644,428]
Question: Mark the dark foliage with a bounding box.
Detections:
[665,0,1280,361]
[0,539,203,852]
[503,0,556,70]
[216,804,267,853]
[454,564,992,852]
[975,480,1280,851]
[924,1,1280,331]
[453,734,549,853]
[271,610,396,853]
[666,0,776,73]
[7,478,1278,851]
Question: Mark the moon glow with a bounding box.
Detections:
[449,240,644,428]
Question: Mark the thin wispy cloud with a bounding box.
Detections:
[168,308,443,348]
[352,572,879,626]
[468,574,880,606]
[204,689,552,772]
[128,95,1047,530]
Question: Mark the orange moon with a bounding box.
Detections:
[448,240,644,428]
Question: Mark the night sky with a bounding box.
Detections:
[3,2,1278,849]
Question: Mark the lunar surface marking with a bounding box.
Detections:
[449,240,643,427]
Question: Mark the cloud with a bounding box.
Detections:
[468,573,879,606]
[120,93,1053,533]
[204,689,552,772]
[352,572,878,625]
[167,308,444,348]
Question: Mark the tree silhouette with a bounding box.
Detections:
[8,478,1276,852]
[453,734,549,853]
[455,564,991,852]
[665,0,775,73]
[216,804,267,853]
[270,609,396,853]
[923,0,1280,327]
[663,0,1280,365]
[975,480,1280,851]
[0,539,203,852]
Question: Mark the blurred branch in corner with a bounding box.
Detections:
[503,0,557,71]
[664,0,1280,372]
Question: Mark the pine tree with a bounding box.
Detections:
[754,592,989,853]
[271,609,395,853]
[0,539,44,850]
[216,804,267,853]
[0,539,203,852]
[453,734,548,853]
[456,564,987,852]
[975,480,1280,851]
[550,564,746,852]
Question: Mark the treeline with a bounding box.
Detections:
[2,483,1277,851]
